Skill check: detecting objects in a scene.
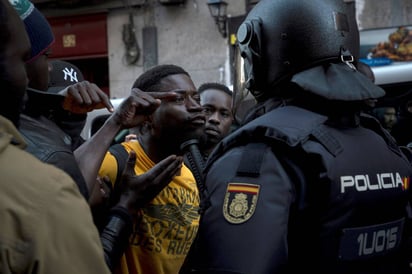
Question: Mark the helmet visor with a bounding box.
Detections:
[232,45,257,125]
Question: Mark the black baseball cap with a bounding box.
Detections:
[47,60,85,94]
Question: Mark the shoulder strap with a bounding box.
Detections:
[203,106,337,211]
[108,143,129,185]
[360,113,403,156]
[207,106,331,166]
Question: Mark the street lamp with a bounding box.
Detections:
[207,0,228,38]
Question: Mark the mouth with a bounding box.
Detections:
[205,127,220,137]
[190,114,206,126]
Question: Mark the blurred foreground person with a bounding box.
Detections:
[0,1,183,272]
[10,0,112,199]
[181,0,412,273]
[0,1,110,272]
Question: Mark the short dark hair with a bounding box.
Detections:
[198,82,232,97]
[132,64,189,92]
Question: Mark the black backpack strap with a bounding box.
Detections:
[108,143,129,185]
[91,143,129,232]
[93,143,129,232]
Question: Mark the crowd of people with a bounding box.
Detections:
[1,0,412,273]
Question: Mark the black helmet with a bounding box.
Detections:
[237,0,360,101]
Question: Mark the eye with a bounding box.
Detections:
[221,111,231,118]
[192,94,201,103]
[203,107,212,115]
[174,94,186,104]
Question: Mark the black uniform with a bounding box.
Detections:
[182,105,412,273]
[180,0,412,273]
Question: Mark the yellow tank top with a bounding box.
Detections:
[99,140,200,274]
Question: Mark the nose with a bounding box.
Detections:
[186,97,203,112]
[207,111,220,125]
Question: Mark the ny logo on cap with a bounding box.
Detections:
[62,67,79,83]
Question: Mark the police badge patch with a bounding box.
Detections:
[223,183,260,224]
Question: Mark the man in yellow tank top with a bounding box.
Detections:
[99,64,205,274]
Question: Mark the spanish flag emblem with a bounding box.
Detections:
[223,183,260,224]
[402,177,410,191]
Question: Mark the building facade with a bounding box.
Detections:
[35,0,412,99]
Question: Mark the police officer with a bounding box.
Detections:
[180,0,412,273]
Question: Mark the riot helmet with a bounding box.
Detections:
[237,0,361,101]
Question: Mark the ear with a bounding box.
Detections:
[138,122,149,135]
[145,113,154,125]
[139,115,153,135]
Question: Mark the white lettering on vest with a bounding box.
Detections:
[340,173,403,193]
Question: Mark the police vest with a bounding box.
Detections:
[202,105,412,272]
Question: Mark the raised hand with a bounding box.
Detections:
[115,150,183,212]
[60,81,113,114]
[74,88,179,198]
[109,88,178,129]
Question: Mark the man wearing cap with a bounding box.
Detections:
[47,60,89,150]
[9,0,113,201]
[10,0,89,199]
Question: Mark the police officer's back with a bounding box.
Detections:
[180,0,412,273]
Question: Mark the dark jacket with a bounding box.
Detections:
[19,113,89,199]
